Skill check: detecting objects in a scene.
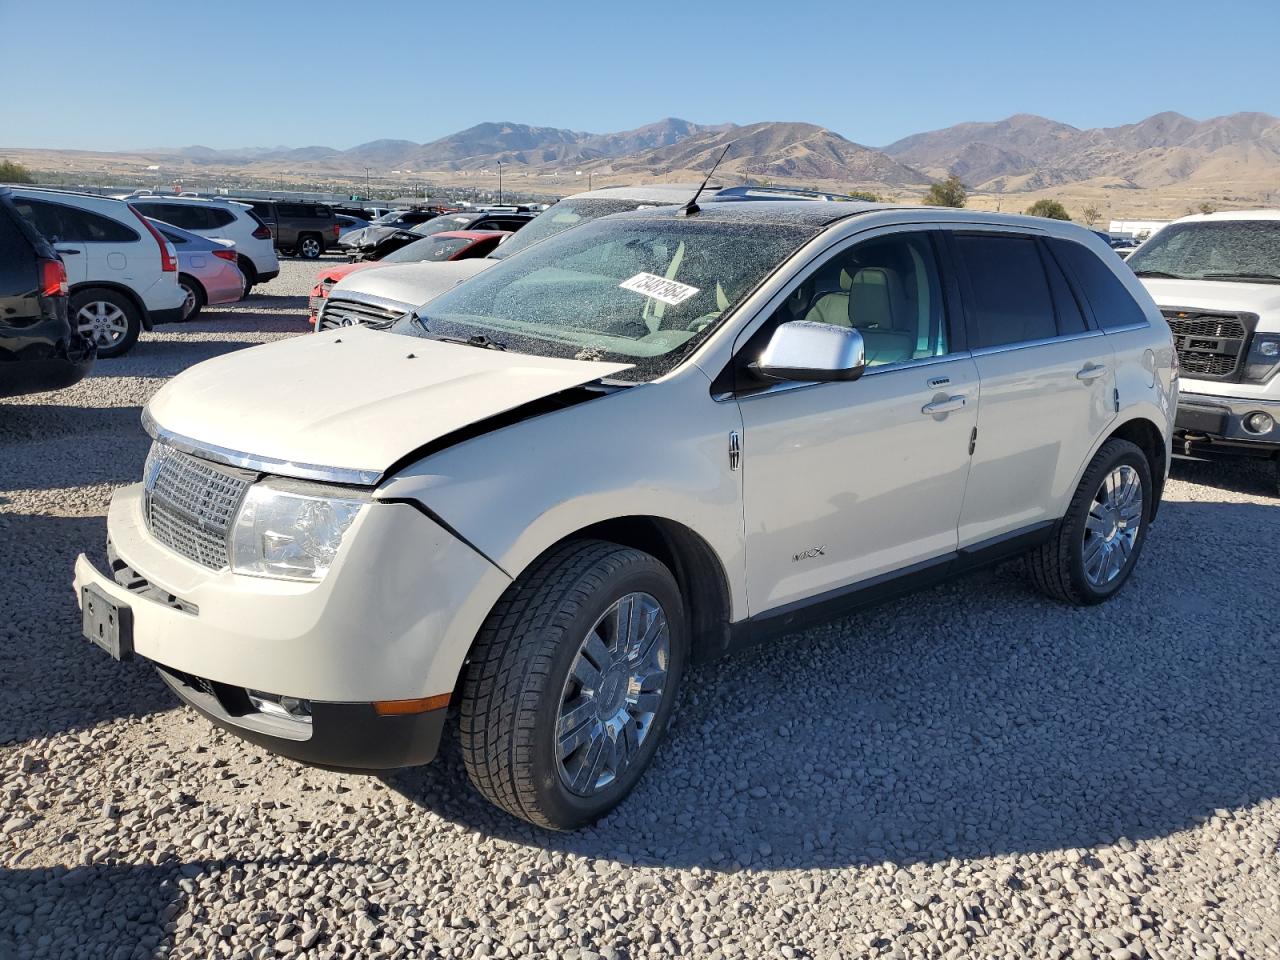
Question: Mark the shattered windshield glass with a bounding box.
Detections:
[487,198,657,260]
[396,214,816,382]
[1128,220,1280,282]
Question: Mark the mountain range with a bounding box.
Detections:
[93,110,1280,197]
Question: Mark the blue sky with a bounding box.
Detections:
[3,0,1278,151]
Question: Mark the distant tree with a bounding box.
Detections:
[922,175,966,208]
[847,190,881,202]
[0,160,34,184]
[1197,201,1218,215]
[1026,198,1071,220]
[1081,203,1103,227]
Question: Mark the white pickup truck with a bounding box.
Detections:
[1129,211,1280,492]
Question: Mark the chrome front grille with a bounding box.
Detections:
[318,296,404,331]
[1163,310,1252,381]
[143,442,253,570]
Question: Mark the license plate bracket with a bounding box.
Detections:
[1176,406,1227,435]
[82,585,134,662]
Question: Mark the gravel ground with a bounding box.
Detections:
[2,259,1279,959]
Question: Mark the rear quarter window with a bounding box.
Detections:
[1049,239,1149,330]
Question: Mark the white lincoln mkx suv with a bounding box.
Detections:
[74,201,1177,829]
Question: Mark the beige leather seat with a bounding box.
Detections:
[803,266,914,365]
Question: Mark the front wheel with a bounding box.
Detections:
[1026,438,1153,605]
[459,540,686,829]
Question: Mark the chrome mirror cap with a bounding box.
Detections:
[755,320,867,383]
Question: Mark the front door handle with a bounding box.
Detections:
[922,394,967,416]
[1076,363,1109,382]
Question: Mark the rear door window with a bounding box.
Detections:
[1049,238,1149,330]
[12,198,69,241]
[953,233,1057,348]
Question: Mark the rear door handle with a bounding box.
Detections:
[1076,363,1109,382]
[55,247,81,255]
[922,394,967,415]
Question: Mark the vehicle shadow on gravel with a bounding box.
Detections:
[1169,457,1277,500]
[390,498,1280,872]
[0,405,148,492]
[0,512,173,747]
[86,338,281,379]
[0,856,324,956]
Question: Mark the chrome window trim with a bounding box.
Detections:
[969,328,1106,358]
[1099,320,1153,334]
[142,409,381,487]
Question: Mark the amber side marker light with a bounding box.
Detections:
[373,693,451,716]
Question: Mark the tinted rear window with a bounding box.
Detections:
[1051,239,1149,330]
[954,234,1056,348]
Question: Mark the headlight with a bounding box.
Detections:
[1243,333,1280,383]
[230,480,367,582]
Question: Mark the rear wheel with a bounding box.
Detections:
[296,234,322,259]
[178,274,206,321]
[236,256,257,299]
[459,540,686,829]
[1026,439,1152,605]
[71,288,140,359]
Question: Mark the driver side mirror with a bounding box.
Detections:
[754,320,867,383]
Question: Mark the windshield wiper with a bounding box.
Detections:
[1202,272,1280,283]
[437,333,507,351]
[1131,270,1188,279]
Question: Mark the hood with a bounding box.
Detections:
[145,327,631,482]
[315,262,368,285]
[1140,278,1280,329]
[329,258,494,309]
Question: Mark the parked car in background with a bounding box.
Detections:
[319,183,726,330]
[0,187,94,396]
[347,210,532,262]
[230,199,340,259]
[129,196,279,295]
[76,201,1175,829]
[336,214,369,242]
[309,231,508,324]
[10,187,184,357]
[151,222,245,321]
[1128,210,1280,491]
[338,208,446,252]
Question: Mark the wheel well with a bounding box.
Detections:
[235,255,257,284]
[549,517,733,665]
[1107,418,1167,521]
[69,282,149,331]
[178,273,205,298]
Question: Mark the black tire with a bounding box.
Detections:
[70,288,141,359]
[296,234,323,259]
[236,256,257,299]
[178,274,206,321]
[459,540,687,829]
[1026,438,1153,605]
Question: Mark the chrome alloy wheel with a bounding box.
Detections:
[555,592,670,797]
[76,300,128,347]
[1082,464,1144,587]
[299,237,321,258]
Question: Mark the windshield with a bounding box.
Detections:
[370,211,406,225]
[381,235,472,264]
[1127,220,1280,282]
[488,198,656,261]
[396,214,815,382]
[410,215,475,237]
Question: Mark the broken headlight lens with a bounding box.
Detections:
[230,481,366,582]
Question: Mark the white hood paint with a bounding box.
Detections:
[330,258,495,309]
[1140,278,1280,331]
[146,327,631,478]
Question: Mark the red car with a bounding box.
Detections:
[308,230,509,324]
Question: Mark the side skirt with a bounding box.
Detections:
[724,520,1056,656]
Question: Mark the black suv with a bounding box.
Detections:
[231,200,340,259]
[0,188,94,397]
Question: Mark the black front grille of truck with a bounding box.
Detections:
[1162,309,1255,381]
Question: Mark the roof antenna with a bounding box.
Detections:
[679,142,732,217]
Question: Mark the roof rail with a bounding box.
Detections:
[709,185,868,203]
